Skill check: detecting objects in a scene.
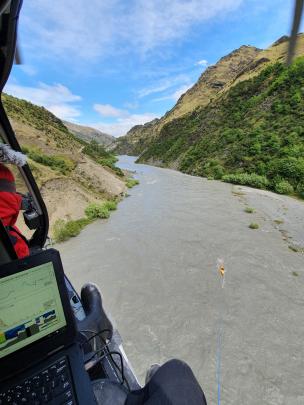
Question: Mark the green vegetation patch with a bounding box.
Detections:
[244,207,255,213]
[53,218,91,242]
[54,199,119,242]
[126,178,140,188]
[22,146,75,175]
[85,200,118,220]
[274,180,294,194]
[222,173,269,189]
[81,140,123,176]
[249,223,259,229]
[289,245,300,252]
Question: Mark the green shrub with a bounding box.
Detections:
[274,180,294,194]
[85,203,110,220]
[22,146,75,174]
[296,181,304,198]
[244,207,254,213]
[54,200,119,242]
[126,178,139,188]
[269,157,304,184]
[113,167,124,177]
[53,218,91,242]
[201,160,225,179]
[222,173,269,189]
[249,223,259,229]
[103,200,118,211]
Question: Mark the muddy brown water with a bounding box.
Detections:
[58,156,304,405]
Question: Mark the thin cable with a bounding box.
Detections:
[89,348,131,391]
[216,319,223,405]
[80,328,112,344]
[81,329,130,391]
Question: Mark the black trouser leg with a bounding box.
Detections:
[125,359,207,405]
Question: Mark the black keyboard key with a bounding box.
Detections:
[0,358,75,405]
[38,386,49,396]
[41,392,52,403]
[55,389,73,404]
[50,379,58,390]
[53,381,71,398]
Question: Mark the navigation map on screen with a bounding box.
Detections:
[0,261,67,359]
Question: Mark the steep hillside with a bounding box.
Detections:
[114,34,304,156]
[63,120,115,147]
[114,118,160,155]
[138,56,304,197]
[2,93,127,236]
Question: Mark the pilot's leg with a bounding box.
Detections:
[126,359,207,405]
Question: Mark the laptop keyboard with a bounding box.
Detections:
[0,357,76,405]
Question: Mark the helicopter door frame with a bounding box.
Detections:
[0,0,49,248]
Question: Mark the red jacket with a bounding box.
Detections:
[0,164,29,258]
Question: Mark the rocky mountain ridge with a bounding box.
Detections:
[114,34,304,156]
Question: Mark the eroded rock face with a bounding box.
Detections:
[272,35,289,47]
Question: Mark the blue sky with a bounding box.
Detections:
[4,0,298,137]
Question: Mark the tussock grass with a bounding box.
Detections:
[53,218,92,242]
[126,178,139,188]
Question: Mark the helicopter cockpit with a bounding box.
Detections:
[0,0,303,404]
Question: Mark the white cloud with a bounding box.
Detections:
[4,82,82,121]
[138,74,192,98]
[195,59,208,67]
[91,112,159,137]
[93,104,128,118]
[172,84,194,101]
[19,65,38,76]
[23,0,244,61]
[154,83,194,102]
[47,105,81,120]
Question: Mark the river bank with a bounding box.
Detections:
[58,156,304,405]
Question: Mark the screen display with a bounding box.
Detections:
[0,262,67,359]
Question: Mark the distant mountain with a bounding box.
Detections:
[114,34,304,158]
[114,118,160,155]
[64,121,115,147]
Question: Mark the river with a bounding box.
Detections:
[58,155,304,405]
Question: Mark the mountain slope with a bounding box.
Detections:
[114,118,160,155]
[114,34,304,156]
[2,93,126,235]
[63,120,115,147]
[138,56,304,196]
